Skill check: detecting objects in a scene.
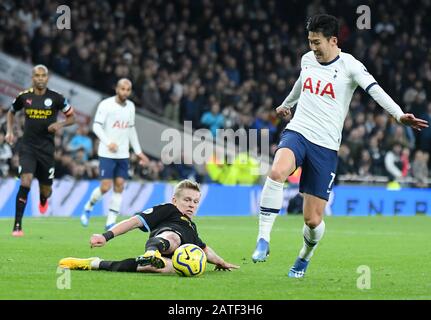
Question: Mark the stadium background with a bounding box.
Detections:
[0,0,430,302]
[0,0,430,217]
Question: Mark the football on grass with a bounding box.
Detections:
[172,244,207,277]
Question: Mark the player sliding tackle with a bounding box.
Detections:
[251,14,428,278]
[60,180,239,273]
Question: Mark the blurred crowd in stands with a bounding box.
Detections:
[0,0,430,186]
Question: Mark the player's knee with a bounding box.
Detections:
[304,215,323,229]
[269,167,288,183]
[159,233,180,254]
[100,182,112,193]
[167,236,181,253]
[113,184,124,193]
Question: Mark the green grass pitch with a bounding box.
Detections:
[0,215,430,300]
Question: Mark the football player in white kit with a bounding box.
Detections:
[81,79,149,230]
[252,14,428,277]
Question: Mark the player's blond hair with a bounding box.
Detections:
[174,179,200,197]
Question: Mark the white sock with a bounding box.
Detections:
[257,177,284,242]
[299,220,325,261]
[85,187,103,212]
[106,192,122,226]
[90,258,102,270]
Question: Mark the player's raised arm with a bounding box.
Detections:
[368,85,428,130]
[90,215,143,248]
[203,246,240,271]
[350,58,429,130]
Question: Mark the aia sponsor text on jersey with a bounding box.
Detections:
[112,121,129,129]
[302,77,336,99]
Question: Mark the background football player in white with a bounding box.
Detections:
[81,78,149,230]
[252,14,428,278]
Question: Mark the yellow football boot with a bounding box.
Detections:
[58,257,100,270]
[136,250,166,269]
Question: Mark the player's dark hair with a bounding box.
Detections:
[306,14,339,39]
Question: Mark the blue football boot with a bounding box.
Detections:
[80,210,90,227]
[251,238,270,263]
[288,257,309,278]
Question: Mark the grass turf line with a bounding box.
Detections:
[0,216,430,300]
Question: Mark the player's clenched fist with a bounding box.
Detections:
[276,106,292,120]
[108,142,118,152]
[90,234,107,248]
[5,132,14,145]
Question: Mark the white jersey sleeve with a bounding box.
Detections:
[128,104,142,155]
[280,77,302,109]
[349,56,404,122]
[368,85,404,122]
[348,58,378,92]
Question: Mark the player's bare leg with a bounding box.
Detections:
[38,184,52,214]
[137,231,181,269]
[288,193,326,278]
[105,177,125,230]
[81,179,112,227]
[12,173,33,236]
[252,148,296,262]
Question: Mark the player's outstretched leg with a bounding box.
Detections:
[252,177,284,262]
[81,186,103,227]
[59,257,101,270]
[288,221,325,278]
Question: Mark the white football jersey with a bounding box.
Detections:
[285,51,378,151]
[93,96,141,159]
